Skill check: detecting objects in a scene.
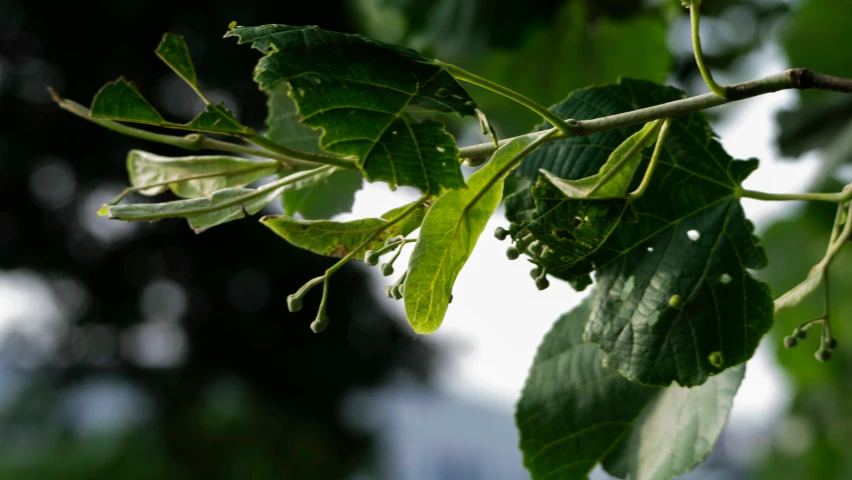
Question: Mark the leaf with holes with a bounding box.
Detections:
[265,85,363,218]
[226,24,478,194]
[517,297,745,480]
[261,200,426,260]
[507,79,773,387]
[127,150,281,198]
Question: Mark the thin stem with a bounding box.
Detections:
[628,119,671,201]
[456,69,852,159]
[51,89,357,170]
[739,189,852,203]
[823,199,852,268]
[438,62,576,136]
[689,0,728,98]
[244,131,357,170]
[587,120,662,197]
[821,269,831,346]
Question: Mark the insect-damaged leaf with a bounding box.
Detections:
[506,79,773,387]
[126,150,281,198]
[226,24,478,194]
[517,297,744,480]
[260,200,426,261]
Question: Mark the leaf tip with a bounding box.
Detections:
[96,205,109,216]
[47,86,62,104]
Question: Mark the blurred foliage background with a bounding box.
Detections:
[0,0,850,478]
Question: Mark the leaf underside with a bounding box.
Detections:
[226,24,479,194]
[506,79,773,387]
[261,200,426,261]
[516,298,744,480]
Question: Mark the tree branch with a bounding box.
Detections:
[458,69,852,159]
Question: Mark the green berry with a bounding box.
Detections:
[795,328,807,340]
[508,224,520,235]
[494,226,509,241]
[287,294,303,313]
[381,263,394,276]
[530,266,543,280]
[815,348,832,362]
[506,246,519,260]
[365,250,380,266]
[535,276,550,291]
[826,337,838,350]
[783,336,797,349]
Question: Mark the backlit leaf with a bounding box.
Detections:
[261,200,426,260]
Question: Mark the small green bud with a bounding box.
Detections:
[508,224,520,235]
[826,337,838,350]
[530,266,543,280]
[365,250,380,266]
[384,286,394,298]
[506,246,520,260]
[398,284,405,296]
[494,226,509,241]
[535,276,550,291]
[287,294,303,313]
[528,241,543,257]
[815,348,832,362]
[391,285,403,300]
[783,336,797,349]
[795,328,807,340]
[311,313,329,333]
[381,263,394,276]
[385,235,404,247]
[449,294,454,304]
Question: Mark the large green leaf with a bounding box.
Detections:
[126,150,281,198]
[265,85,363,219]
[260,200,425,261]
[517,298,745,480]
[226,24,477,194]
[404,134,542,333]
[106,167,331,233]
[90,78,246,135]
[507,79,773,387]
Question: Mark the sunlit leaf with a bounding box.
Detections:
[127,150,281,198]
[404,134,541,333]
[517,298,744,480]
[261,200,426,260]
[226,24,478,194]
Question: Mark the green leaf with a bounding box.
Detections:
[404,134,543,333]
[261,201,425,260]
[90,78,246,134]
[517,298,745,480]
[226,24,477,194]
[126,150,281,198]
[265,85,362,218]
[507,79,773,386]
[540,121,660,199]
[106,167,332,233]
[156,33,197,87]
